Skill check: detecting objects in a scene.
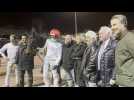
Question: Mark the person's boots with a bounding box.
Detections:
[17,80,24,87]
[27,77,33,87]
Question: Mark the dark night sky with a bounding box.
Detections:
[0,12,134,34]
[0,12,32,30]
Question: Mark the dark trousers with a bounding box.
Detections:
[17,69,33,87]
[74,59,83,86]
[96,70,118,87]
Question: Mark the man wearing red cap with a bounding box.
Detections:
[43,28,62,87]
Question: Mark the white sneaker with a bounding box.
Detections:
[75,84,79,87]
[88,82,97,87]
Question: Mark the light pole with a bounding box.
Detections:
[74,12,78,36]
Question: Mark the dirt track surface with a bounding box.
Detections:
[0,56,44,87]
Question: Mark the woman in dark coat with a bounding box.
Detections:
[82,40,99,87]
[71,34,87,87]
[96,26,117,87]
[81,31,99,87]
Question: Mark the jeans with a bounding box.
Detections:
[5,62,18,87]
[61,67,75,87]
[17,69,33,87]
[43,58,60,87]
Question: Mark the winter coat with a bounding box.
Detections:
[115,31,134,87]
[82,41,100,86]
[61,41,76,71]
[96,38,117,87]
[71,42,87,86]
[16,42,37,70]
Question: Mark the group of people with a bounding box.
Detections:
[0,14,134,87]
[0,34,37,87]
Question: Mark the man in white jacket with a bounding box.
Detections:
[0,34,19,87]
[43,28,62,87]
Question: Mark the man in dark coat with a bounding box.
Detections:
[61,35,76,87]
[16,34,37,87]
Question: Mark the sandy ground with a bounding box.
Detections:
[0,66,44,87]
[0,56,44,87]
[0,56,68,87]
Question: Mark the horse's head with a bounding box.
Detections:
[29,32,47,48]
